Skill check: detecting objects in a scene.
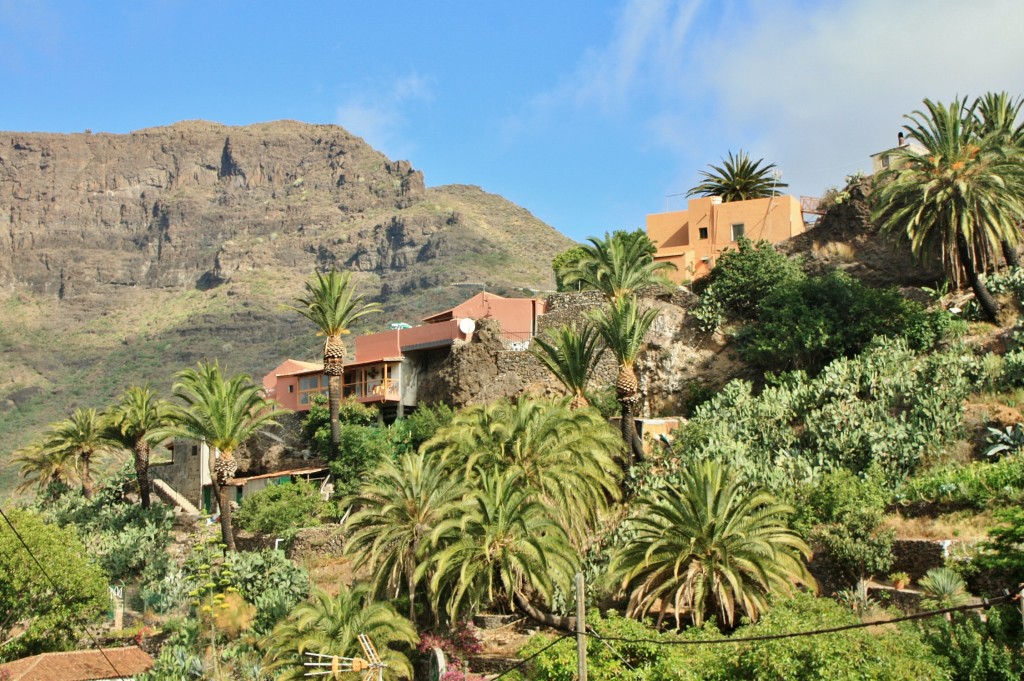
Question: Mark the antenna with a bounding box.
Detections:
[304,634,387,680]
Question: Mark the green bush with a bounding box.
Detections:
[234,479,325,536]
[0,509,108,661]
[896,457,1024,512]
[921,607,1024,681]
[38,463,174,582]
[551,245,589,292]
[693,238,803,323]
[739,271,954,374]
[514,593,947,680]
[658,339,971,492]
[791,468,894,585]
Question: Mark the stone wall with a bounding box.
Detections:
[889,539,950,581]
[288,524,347,561]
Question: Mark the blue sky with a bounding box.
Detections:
[2,0,1023,242]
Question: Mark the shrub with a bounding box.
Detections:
[551,245,590,291]
[692,238,803,322]
[38,463,174,581]
[0,510,108,661]
[921,606,1024,681]
[792,468,894,585]
[234,478,325,537]
[514,594,946,680]
[739,270,953,374]
[896,456,1024,512]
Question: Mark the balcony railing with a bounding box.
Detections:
[343,377,400,401]
[500,331,534,351]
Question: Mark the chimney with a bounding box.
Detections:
[898,131,906,147]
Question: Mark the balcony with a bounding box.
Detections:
[343,376,400,403]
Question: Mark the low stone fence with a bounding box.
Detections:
[889,539,951,581]
[288,524,346,560]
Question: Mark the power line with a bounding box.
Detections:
[0,505,124,678]
[585,596,1013,646]
[488,634,572,681]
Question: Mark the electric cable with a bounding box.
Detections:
[584,596,1012,646]
[487,634,572,681]
[0,505,124,677]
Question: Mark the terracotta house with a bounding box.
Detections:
[264,291,547,420]
[646,194,805,280]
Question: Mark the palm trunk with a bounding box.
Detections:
[1002,239,1020,268]
[512,590,575,632]
[328,374,342,452]
[134,440,151,509]
[406,565,416,622]
[80,452,94,499]
[619,400,644,466]
[214,481,237,552]
[957,232,1000,323]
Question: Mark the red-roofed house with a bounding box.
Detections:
[264,291,547,420]
[0,646,154,681]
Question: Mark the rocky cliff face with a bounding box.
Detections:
[0,120,553,302]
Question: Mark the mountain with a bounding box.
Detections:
[0,120,575,494]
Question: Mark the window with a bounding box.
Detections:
[288,385,294,393]
[698,227,708,239]
[191,445,198,457]
[882,155,890,168]
[298,374,328,405]
[731,223,745,241]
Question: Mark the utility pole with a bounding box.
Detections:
[576,572,587,681]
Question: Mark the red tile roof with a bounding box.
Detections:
[0,646,154,681]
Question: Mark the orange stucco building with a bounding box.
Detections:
[646,195,805,281]
[263,291,547,419]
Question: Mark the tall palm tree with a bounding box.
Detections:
[12,442,78,496]
[587,294,660,464]
[423,396,622,548]
[287,270,381,451]
[873,97,1024,323]
[40,408,118,499]
[975,91,1024,267]
[108,386,174,509]
[531,323,606,409]
[343,450,466,621]
[612,460,812,628]
[558,230,676,303]
[171,361,284,551]
[428,467,578,627]
[687,150,788,202]
[263,583,418,681]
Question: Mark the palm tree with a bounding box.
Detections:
[428,467,578,627]
[976,91,1024,267]
[531,323,606,409]
[171,361,284,551]
[423,396,622,548]
[343,450,466,621]
[12,442,78,496]
[287,270,381,452]
[587,294,660,463]
[873,97,1024,323]
[612,460,812,628]
[263,583,418,681]
[557,230,676,303]
[40,408,118,499]
[108,386,174,508]
[687,150,788,202]
[918,567,970,611]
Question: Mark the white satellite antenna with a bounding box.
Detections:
[458,318,476,335]
[304,634,387,680]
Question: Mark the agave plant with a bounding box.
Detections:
[984,423,1024,458]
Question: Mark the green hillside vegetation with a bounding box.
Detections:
[7,94,1024,679]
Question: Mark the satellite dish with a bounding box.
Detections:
[458,318,476,335]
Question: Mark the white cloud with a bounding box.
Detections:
[335,73,433,159]
[701,0,1024,195]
